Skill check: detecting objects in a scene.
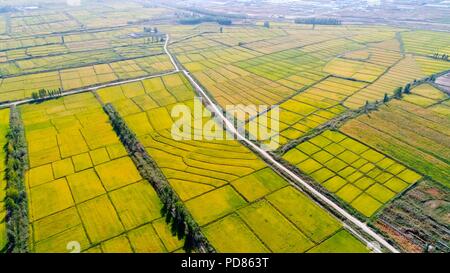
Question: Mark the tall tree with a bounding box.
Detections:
[404,83,411,94]
[394,87,403,99]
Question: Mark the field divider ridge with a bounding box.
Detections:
[166,35,400,253]
[101,103,215,253]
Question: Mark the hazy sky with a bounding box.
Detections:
[67,0,81,6]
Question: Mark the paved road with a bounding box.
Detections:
[1,33,399,253]
[164,35,400,253]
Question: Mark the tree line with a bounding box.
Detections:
[31,88,63,101]
[431,53,449,61]
[178,16,232,26]
[3,107,29,253]
[365,75,438,112]
[294,18,342,25]
[103,104,215,253]
[179,7,246,19]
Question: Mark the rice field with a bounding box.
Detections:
[10,12,80,36]
[20,93,181,253]
[0,108,9,251]
[343,55,424,109]
[0,22,171,103]
[282,130,422,217]
[235,48,328,88]
[4,4,172,37]
[0,2,449,254]
[402,83,448,107]
[341,86,450,187]
[172,31,366,114]
[243,28,336,54]
[170,25,450,149]
[249,77,365,147]
[323,58,386,82]
[414,56,450,76]
[0,54,174,102]
[0,36,62,52]
[0,39,166,77]
[96,73,369,253]
[401,31,450,56]
[204,26,286,48]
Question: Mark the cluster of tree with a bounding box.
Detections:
[144,36,164,44]
[4,107,29,253]
[144,27,158,33]
[426,74,437,82]
[178,16,232,26]
[431,53,449,61]
[216,18,232,25]
[31,88,62,101]
[294,18,342,25]
[381,83,412,103]
[379,73,444,105]
[103,104,214,253]
[362,82,416,114]
[263,21,270,28]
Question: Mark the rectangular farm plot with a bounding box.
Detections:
[202,214,270,253]
[100,74,368,252]
[0,53,174,102]
[185,186,247,226]
[77,195,125,244]
[266,187,342,243]
[343,55,425,109]
[236,200,315,252]
[341,98,450,187]
[307,230,369,253]
[231,167,288,202]
[97,72,192,118]
[21,93,179,253]
[250,77,364,146]
[323,57,386,82]
[282,130,422,217]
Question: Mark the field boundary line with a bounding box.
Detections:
[1,69,181,111]
[183,68,398,253]
[0,37,179,108]
[166,34,400,253]
[1,53,167,80]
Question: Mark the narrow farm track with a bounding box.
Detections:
[0,34,399,253]
[163,35,400,254]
